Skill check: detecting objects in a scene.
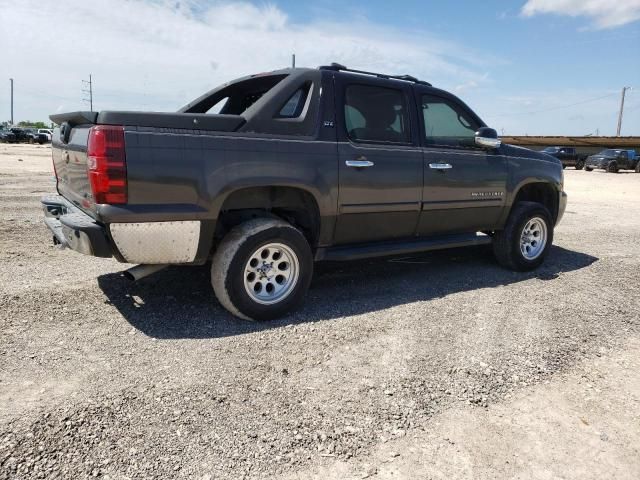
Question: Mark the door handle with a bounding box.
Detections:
[346,160,375,168]
[429,163,453,170]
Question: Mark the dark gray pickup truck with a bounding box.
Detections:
[43,64,567,320]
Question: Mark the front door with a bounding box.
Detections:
[334,79,422,244]
[415,92,508,236]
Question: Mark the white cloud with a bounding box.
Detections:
[476,89,638,136]
[521,0,640,29]
[0,0,492,122]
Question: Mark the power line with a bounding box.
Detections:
[485,92,619,118]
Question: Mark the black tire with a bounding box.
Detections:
[575,159,584,170]
[635,162,640,173]
[562,164,566,169]
[607,161,618,173]
[211,218,313,321]
[585,166,593,172]
[492,201,553,272]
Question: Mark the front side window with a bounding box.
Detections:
[344,85,409,143]
[421,95,479,148]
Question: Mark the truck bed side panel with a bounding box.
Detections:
[97,129,339,246]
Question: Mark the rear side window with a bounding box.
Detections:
[208,97,229,114]
[276,83,311,119]
[421,95,479,148]
[344,85,409,143]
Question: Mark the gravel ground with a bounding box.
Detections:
[0,144,638,479]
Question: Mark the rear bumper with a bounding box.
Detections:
[557,191,568,225]
[41,195,113,258]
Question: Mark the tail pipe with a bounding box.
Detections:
[123,264,168,281]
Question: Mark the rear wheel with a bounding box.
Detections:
[635,162,640,173]
[492,202,553,271]
[211,218,313,321]
[575,159,585,170]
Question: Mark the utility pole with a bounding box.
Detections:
[292,54,296,68]
[616,86,631,136]
[9,78,14,125]
[82,74,93,112]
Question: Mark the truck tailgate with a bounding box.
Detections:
[51,125,97,217]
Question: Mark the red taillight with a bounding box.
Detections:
[87,125,127,204]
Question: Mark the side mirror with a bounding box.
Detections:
[475,127,501,149]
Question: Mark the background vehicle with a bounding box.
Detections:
[585,149,639,173]
[42,64,567,321]
[37,128,53,142]
[541,146,587,169]
[10,128,47,144]
[0,129,17,143]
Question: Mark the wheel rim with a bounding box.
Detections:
[243,243,300,305]
[520,217,547,260]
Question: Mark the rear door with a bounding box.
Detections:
[333,77,422,244]
[416,90,507,236]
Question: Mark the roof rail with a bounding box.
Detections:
[318,63,432,87]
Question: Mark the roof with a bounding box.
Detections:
[319,63,432,86]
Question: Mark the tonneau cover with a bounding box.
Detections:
[50,111,245,132]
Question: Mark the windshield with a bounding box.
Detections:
[597,149,616,156]
[542,147,560,152]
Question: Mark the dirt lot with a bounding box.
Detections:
[1,144,639,479]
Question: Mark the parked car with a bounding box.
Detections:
[584,149,639,173]
[10,128,47,144]
[541,146,587,170]
[42,63,567,321]
[38,128,53,142]
[0,129,17,143]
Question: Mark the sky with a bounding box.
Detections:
[1,0,639,135]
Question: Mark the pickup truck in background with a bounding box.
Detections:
[10,127,48,144]
[584,149,639,173]
[0,129,17,143]
[38,128,53,142]
[42,64,567,321]
[541,146,587,170]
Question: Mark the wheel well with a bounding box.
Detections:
[215,186,320,248]
[513,183,558,221]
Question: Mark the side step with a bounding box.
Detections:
[315,233,492,261]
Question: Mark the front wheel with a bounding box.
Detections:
[211,218,313,321]
[585,166,593,171]
[575,160,585,170]
[607,162,618,173]
[492,202,553,271]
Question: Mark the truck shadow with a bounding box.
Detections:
[97,245,597,339]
